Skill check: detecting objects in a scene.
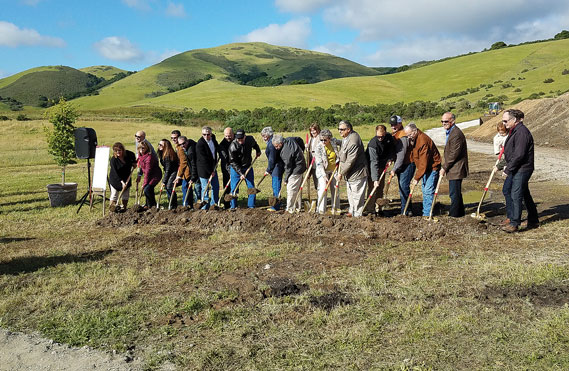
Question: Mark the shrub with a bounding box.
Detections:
[490,41,507,50]
[514,88,522,92]
[544,78,554,83]
[502,82,513,88]
[0,115,11,120]
[16,114,29,121]
[562,69,569,75]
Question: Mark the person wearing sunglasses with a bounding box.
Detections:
[500,109,539,232]
[336,120,367,217]
[365,124,395,215]
[313,129,341,214]
[196,126,220,210]
[439,112,468,217]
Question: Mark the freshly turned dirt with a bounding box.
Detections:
[477,284,569,307]
[97,207,494,243]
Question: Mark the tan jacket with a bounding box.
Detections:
[410,129,441,180]
[442,125,468,180]
[339,130,367,181]
[176,144,190,179]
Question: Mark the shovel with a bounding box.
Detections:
[293,157,315,213]
[225,156,259,202]
[248,172,269,195]
[428,173,444,220]
[364,161,391,211]
[471,147,505,220]
[268,186,283,207]
[314,164,339,213]
[377,173,395,207]
[182,180,194,207]
[113,167,135,212]
[403,180,417,216]
[331,163,342,215]
[157,183,164,210]
[168,180,177,210]
[218,178,232,207]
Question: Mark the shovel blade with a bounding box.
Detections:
[376,198,390,206]
[224,193,235,202]
[247,188,261,195]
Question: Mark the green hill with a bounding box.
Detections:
[74,39,569,112]
[0,66,101,107]
[79,65,127,80]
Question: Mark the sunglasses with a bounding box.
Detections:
[338,128,348,131]
[441,120,451,124]
[502,118,513,124]
[320,139,328,142]
[134,135,142,139]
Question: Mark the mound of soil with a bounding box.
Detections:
[97,208,493,243]
[468,93,569,148]
[309,291,352,312]
[477,284,569,307]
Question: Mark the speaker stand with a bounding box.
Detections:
[76,158,92,213]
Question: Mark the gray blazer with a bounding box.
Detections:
[339,131,367,181]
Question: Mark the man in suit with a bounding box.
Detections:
[337,120,368,217]
[195,126,220,209]
[440,112,469,217]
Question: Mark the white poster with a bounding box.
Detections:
[92,146,110,190]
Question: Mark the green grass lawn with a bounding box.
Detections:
[1,118,569,369]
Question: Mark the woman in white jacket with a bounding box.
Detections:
[313,129,341,214]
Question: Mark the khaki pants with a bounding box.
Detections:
[316,173,340,214]
[286,174,303,213]
[110,184,130,202]
[346,177,367,217]
[364,175,385,213]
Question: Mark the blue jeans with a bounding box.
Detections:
[421,170,439,216]
[270,175,282,210]
[143,183,157,208]
[448,179,465,217]
[199,172,219,209]
[230,167,255,209]
[181,179,193,207]
[398,162,416,214]
[194,181,202,205]
[502,171,538,227]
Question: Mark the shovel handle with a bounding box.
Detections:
[182,180,194,206]
[292,157,315,210]
[403,180,417,216]
[475,147,505,217]
[428,173,444,219]
[231,156,259,196]
[316,164,339,211]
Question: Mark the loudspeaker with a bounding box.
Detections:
[74,127,98,159]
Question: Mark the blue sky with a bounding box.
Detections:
[1,0,569,78]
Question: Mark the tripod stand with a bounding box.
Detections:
[76,158,92,213]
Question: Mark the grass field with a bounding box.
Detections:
[68,38,569,112]
[1,118,569,369]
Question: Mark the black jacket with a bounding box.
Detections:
[219,138,232,175]
[265,137,284,177]
[504,122,534,175]
[184,139,199,182]
[159,154,179,186]
[280,137,307,182]
[196,136,219,179]
[366,133,395,181]
[229,136,261,175]
[109,150,136,190]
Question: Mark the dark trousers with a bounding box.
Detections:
[143,184,157,208]
[448,179,465,217]
[502,171,538,227]
[221,169,231,209]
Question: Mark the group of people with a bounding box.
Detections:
[107,108,538,233]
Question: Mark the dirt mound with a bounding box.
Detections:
[468,93,569,149]
[477,284,569,307]
[262,277,308,298]
[309,291,352,312]
[97,208,493,242]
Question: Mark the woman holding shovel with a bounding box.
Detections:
[157,139,179,209]
[313,129,341,214]
[109,142,136,212]
[137,141,162,209]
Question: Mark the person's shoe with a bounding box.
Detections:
[521,220,539,229]
[213,205,220,211]
[230,208,236,212]
[267,208,277,212]
[501,218,511,226]
[346,212,353,217]
[502,224,518,233]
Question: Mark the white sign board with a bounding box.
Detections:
[92,146,110,190]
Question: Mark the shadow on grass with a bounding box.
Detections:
[0,197,50,207]
[0,249,114,275]
[537,203,569,225]
[0,237,36,244]
[0,190,45,198]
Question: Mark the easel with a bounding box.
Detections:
[76,158,92,214]
[77,146,110,216]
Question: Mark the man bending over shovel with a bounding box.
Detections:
[228,129,261,210]
[272,134,307,213]
[262,127,284,211]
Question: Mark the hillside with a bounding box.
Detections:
[468,92,569,149]
[0,66,101,106]
[74,38,569,111]
[79,66,127,80]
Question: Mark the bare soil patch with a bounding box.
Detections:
[477,284,569,307]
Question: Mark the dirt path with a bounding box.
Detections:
[0,329,146,371]
[426,120,569,184]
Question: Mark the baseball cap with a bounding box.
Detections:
[235,129,245,139]
[389,115,402,126]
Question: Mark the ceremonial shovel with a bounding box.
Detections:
[471,147,505,220]
[248,172,269,195]
[314,163,339,213]
[224,156,259,202]
[428,174,444,220]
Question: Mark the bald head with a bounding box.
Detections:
[135,131,146,143]
[224,127,234,142]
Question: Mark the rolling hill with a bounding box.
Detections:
[79,65,127,80]
[72,39,569,112]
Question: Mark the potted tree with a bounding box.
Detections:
[44,98,79,207]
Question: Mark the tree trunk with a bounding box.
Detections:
[61,166,66,185]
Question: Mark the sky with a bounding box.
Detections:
[1,0,569,78]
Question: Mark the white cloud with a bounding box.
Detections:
[365,37,487,67]
[275,0,334,13]
[313,42,359,57]
[0,21,65,48]
[322,0,569,43]
[238,18,311,48]
[121,0,151,11]
[165,2,186,18]
[93,36,144,62]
